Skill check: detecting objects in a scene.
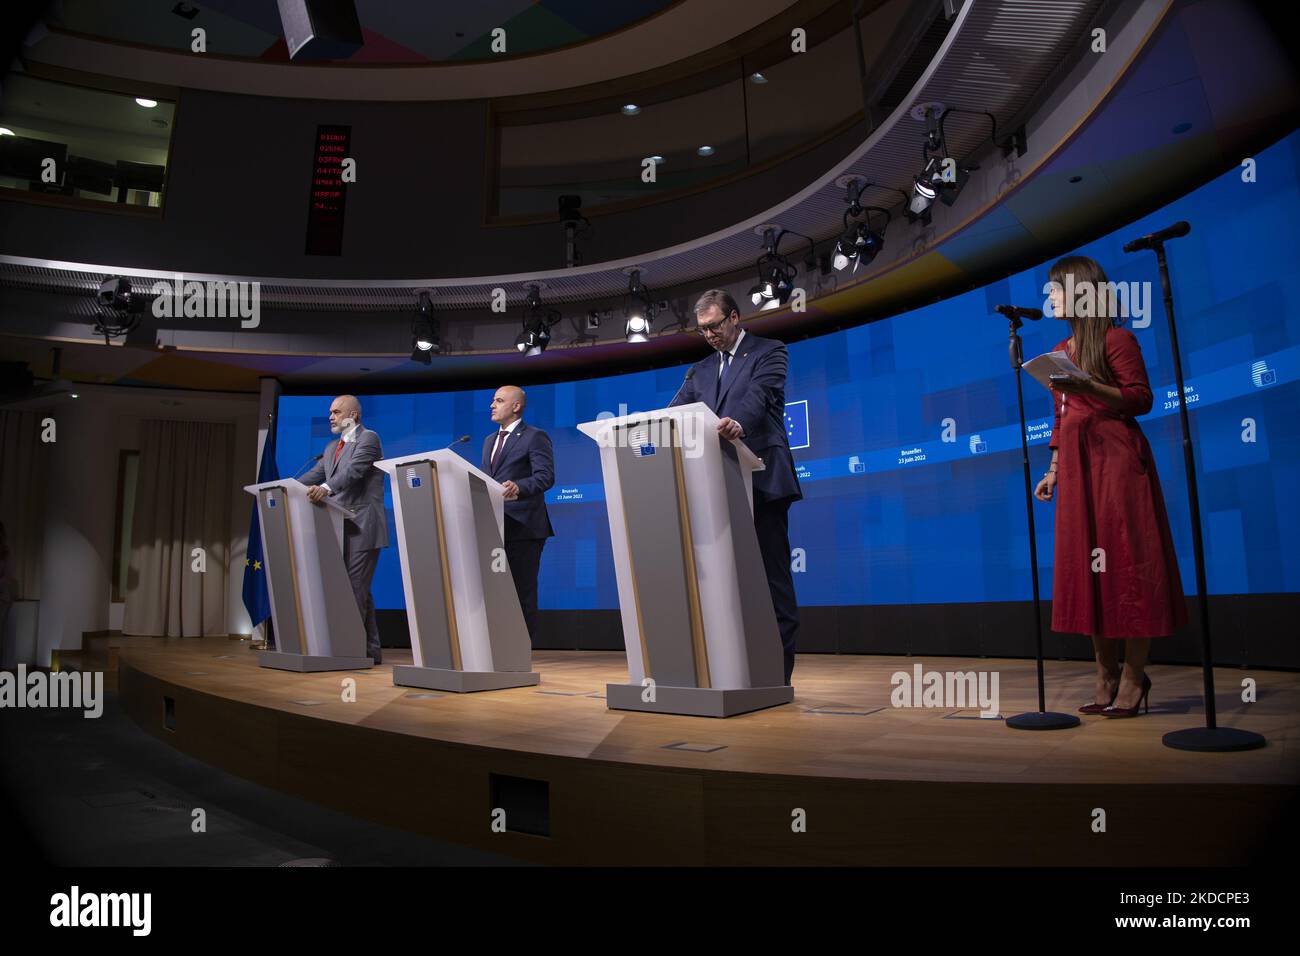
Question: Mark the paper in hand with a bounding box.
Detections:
[1021,350,1090,390]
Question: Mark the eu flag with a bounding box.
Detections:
[241,419,279,628]
[784,399,810,450]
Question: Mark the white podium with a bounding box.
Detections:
[374,450,539,692]
[244,479,373,672]
[578,402,793,717]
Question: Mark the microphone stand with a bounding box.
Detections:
[1135,239,1265,752]
[1003,312,1079,731]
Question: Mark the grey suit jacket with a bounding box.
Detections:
[300,425,389,552]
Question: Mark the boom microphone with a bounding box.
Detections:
[290,453,323,479]
[1123,220,1190,253]
[669,366,695,406]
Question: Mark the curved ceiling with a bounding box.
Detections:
[28,0,804,100]
[3,0,1298,394]
[56,0,684,64]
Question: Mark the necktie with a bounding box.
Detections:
[490,430,509,469]
[716,351,732,402]
[333,440,344,464]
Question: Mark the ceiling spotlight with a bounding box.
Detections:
[749,72,768,84]
[411,290,439,363]
[831,180,889,273]
[621,104,641,116]
[697,145,714,157]
[648,155,665,165]
[623,268,654,343]
[516,284,557,356]
[748,227,808,311]
[906,103,994,222]
[92,276,142,343]
[0,128,13,136]
[135,98,158,108]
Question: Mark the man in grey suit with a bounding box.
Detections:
[301,395,388,664]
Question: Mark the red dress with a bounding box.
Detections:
[1048,327,1187,638]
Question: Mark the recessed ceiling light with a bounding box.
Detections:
[697,145,714,156]
[621,104,640,116]
[70,392,80,399]
[749,72,767,84]
[135,98,158,108]
[0,128,13,136]
[648,155,665,165]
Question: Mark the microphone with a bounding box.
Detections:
[1123,220,1190,253]
[290,453,323,480]
[445,435,471,449]
[995,305,1043,321]
[669,366,695,406]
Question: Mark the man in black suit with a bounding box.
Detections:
[483,385,555,645]
[669,289,802,684]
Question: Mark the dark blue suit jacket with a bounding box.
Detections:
[669,332,802,504]
[482,421,555,540]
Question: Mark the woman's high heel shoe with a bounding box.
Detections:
[1101,673,1152,718]
[1078,681,1120,715]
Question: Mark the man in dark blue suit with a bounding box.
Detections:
[669,289,802,683]
[483,385,555,645]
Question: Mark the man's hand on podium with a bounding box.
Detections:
[500,480,520,500]
[306,485,329,503]
[718,417,745,441]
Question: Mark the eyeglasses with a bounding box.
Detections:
[695,313,736,336]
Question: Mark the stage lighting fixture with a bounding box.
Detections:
[623,269,654,343]
[748,226,809,311]
[697,145,714,157]
[831,181,890,273]
[907,104,995,221]
[749,72,768,84]
[91,276,142,343]
[621,104,640,116]
[516,285,557,356]
[410,291,439,363]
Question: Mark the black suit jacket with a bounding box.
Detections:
[482,421,555,540]
[669,332,802,504]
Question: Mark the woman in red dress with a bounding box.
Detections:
[1033,255,1187,717]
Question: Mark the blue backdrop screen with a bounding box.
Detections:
[276,133,1300,611]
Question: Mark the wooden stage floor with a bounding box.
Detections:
[117,638,1299,865]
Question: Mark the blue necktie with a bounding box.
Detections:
[716,351,732,402]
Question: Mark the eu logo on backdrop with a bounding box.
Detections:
[785,400,810,450]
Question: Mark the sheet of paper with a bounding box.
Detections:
[1021,350,1090,390]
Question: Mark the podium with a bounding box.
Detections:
[244,479,373,672]
[578,402,793,717]
[374,450,540,692]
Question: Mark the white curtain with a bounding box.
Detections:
[123,420,233,637]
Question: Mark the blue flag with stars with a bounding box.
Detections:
[241,418,279,628]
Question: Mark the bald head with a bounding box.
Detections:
[328,394,361,433]
[490,385,525,426]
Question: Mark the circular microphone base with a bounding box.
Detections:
[1163,726,1266,752]
[1006,711,1081,731]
